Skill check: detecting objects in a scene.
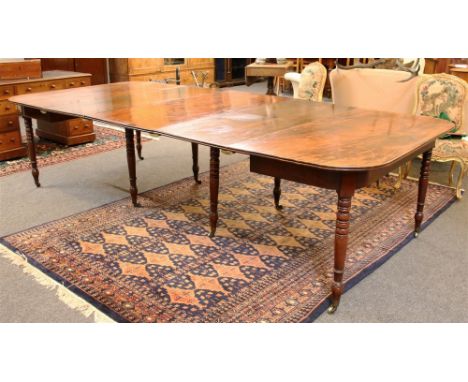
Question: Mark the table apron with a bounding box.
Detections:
[249,143,435,190]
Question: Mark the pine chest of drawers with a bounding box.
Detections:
[0,70,95,161]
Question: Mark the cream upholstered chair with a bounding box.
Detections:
[330,67,421,114]
[402,73,468,198]
[284,61,327,101]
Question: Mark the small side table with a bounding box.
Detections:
[245,62,294,95]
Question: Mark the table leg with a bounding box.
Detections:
[24,116,40,187]
[414,149,432,237]
[266,77,275,96]
[273,177,283,209]
[209,147,220,237]
[135,131,144,160]
[328,177,355,314]
[191,142,201,184]
[125,128,139,207]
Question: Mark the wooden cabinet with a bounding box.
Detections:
[36,118,95,145]
[0,70,95,160]
[0,82,26,160]
[40,58,108,85]
[109,58,215,85]
[214,58,254,87]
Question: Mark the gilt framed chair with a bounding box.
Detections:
[284,61,328,101]
[398,73,468,198]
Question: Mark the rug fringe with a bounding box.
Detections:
[0,244,114,323]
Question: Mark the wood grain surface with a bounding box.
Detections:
[10,81,453,170]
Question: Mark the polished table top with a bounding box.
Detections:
[10,81,453,171]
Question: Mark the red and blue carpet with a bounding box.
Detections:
[0,161,456,322]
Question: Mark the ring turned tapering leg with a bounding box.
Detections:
[191,142,201,184]
[135,131,144,160]
[414,149,432,237]
[125,128,139,207]
[328,177,355,314]
[23,115,40,187]
[209,147,220,237]
[273,177,283,209]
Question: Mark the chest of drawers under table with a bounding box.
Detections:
[0,70,95,160]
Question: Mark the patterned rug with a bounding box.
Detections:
[1,161,456,322]
[0,126,148,178]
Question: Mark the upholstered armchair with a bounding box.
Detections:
[398,73,468,198]
[284,61,327,101]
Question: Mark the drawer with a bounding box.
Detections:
[0,100,18,116]
[66,77,91,88]
[46,79,67,91]
[15,82,49,95]
[0,85,14,100]
[0,114,19,132]
[67,118,94,136]
[36,118,93,137]
[0,130,22,151]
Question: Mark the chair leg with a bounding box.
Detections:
[405,160,412,178]
[395,166,405,189]
[395,161,411,189]
[449,161,456,187]
[455,161,465,199]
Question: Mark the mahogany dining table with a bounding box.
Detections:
[9,81,452,313]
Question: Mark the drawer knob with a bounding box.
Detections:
[3,90,10,95]
[81,81,86,85]
[84,124,89,128]
[5,106,10,110]
[10,138,16,142]
[8,120,13,125]
[74,126,79,130]
[50,84,56,89]
[69,82,75,86]
[26,87,32,92]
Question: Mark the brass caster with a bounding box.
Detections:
[413,231,419,238]
[132,202,142,208]
[195,179,202,185]
[209,230,216,238]
[275,204,283,210]
[327,304,337,314]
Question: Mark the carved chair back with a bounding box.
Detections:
[297,62,327,102]
[416,73,467,134]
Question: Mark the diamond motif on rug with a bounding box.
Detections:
[1,160,455,322]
